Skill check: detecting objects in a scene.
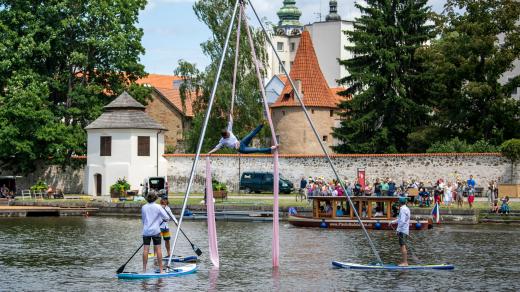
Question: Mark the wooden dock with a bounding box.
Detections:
[0,206,98,217]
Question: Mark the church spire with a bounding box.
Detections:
[276,0,303,35]
[325,0,341,22]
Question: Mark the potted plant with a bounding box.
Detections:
[30,180,48,198]
[212,179,228,201]
[110,178,131,198]
[499,139,520,197]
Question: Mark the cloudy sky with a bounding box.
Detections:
[139,0,447,74]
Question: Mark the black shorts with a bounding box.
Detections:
[143,234,161,246]
[398,232,408,246]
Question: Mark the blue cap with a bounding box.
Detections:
[399,197,408,204]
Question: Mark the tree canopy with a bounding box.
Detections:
[0,0,149,173]
[182,0,268,153]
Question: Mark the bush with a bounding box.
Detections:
[165,144,176,154]
[500,139,520,162]
[427,138,498,153]
[110,177,131,195]
[30,180,48,192]
[212,179,227,191]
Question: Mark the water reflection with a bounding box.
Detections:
[0,217,519,291]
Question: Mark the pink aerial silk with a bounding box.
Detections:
[206,157,219,268]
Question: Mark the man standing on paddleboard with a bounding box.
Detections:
[142,192,169,273]
[391,197,410,266]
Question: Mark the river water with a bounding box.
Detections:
[0,216,518,291]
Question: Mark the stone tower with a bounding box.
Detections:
[325,0,341,22]
[270,30,342,154]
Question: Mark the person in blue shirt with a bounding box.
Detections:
[467,175,476,188]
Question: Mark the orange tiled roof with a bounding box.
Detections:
[330,87,351,105]
[137,73,183,89]
[271,30,338,109]
[154,87,194,117]
[137,74,195,117]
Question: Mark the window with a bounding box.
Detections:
[290,42,296,52]
[100,136,111,156]
[322,135,328,142]
[276,42,284,51]
[279,61,286,73]
[311,109,315,114]
[513,87,518,95]
[330,110,334,117]
[282,110,285,116]
[138,136,150,156]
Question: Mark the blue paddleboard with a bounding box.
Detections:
[332,261,454,270]
[117,263,198,279]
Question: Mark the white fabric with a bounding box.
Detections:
[141,203,169,236]
[215,118,239,150]
[392,205,410,235]
[160,205,177,230]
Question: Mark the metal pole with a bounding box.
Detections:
[247,0,383,265]
[167,0,241,268]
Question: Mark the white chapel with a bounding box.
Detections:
[84,91,168,196]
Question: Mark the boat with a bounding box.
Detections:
[147,254,198,263]
[332,261,454,270]
[117,263,198,279]
[288,196,432,230]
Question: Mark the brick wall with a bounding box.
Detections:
[145,91,185,151]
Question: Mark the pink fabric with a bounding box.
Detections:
[242,3,280,267]
[206,157,219,268]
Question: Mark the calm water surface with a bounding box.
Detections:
[0,216,518,291]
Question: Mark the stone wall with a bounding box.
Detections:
[6,153,516,195]
[166,153,515,193]
[1,164,84,194]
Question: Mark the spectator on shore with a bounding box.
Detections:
[381,178,389,196]
[467,185,475,209]
[500,196,510,215]
[444,182,453,207]
[418,187,430,207]
[388,178,396,196]
[336,183,344,197]
[374,178,382,197]
[336,205,344,217]
[487,180,498,205]
[300,177,307,191]
[353,179,362,196]
[491,199,500,214]
[456,181,464,208]
[467,175,476,189]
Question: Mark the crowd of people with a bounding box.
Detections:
[299,174,512,212]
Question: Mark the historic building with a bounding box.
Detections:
[84,92,168,196]
[266,0,354,88]
[270,30,346,154]
[137,74,194,152]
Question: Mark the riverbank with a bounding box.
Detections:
[8,197,519,224]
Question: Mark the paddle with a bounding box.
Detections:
[116,243,144,274]
[165,209,203,256]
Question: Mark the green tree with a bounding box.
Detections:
[415,0,520,147]
[333,0,434,153]
[184,0,267,153]
[0,0,149,172]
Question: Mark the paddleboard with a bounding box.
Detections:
[148,254,198,263]
[332,261,454,270]
[117,263,198,279]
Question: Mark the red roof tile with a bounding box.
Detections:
[271,30,338,109]
[154,87,194,117]
[330,87,351,105]
[137,74,183,89]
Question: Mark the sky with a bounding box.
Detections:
[138,0,447,75]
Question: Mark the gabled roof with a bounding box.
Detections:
[271,30,338,108]
[137,74,195,118]
[85,92,167,130]
[153,87,195,117]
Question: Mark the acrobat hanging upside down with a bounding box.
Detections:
[208,117,278,155]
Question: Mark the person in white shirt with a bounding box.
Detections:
[208,117,278,154]
[391,197,410,266]
[141,192,169,273]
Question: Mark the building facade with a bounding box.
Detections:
[270,30,345,154]
[84,92,168,196]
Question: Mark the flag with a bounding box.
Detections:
[431,202,440,224]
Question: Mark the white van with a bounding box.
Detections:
[142,176,169,196]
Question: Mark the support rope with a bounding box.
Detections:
[167,0,241,268]
[230,6,242,118]
[241,2,280,267]
[247,0,384,265]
